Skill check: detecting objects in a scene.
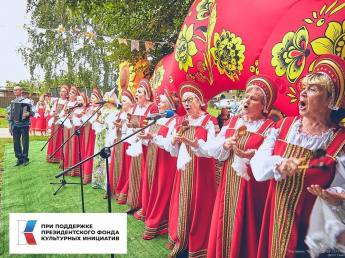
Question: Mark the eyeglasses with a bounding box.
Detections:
[181,97,195,105]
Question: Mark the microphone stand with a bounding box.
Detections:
[56,119,157,205]
[50,104,103,213]
[55,118,157,258]
[49,108,81,196]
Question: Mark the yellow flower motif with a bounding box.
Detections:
[175,24,198,72]
[196,0,215,20]
[271,26,310,84]
[210,29,245,82]
[250,59,259,74]
[151,65,165,90]
[310,19,345,59]
[286,86,299,103]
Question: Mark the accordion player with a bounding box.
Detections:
[9,101,32,124]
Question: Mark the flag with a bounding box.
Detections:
[85,32,96,38]
[131,40,140,51]
[145,41,155,51]
[102,36,113,42]
[117,38,128,45]
[71,29,81,34]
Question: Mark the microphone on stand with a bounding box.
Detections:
[145,110,174,120]
[96,98,115,105]
[65,103,82,111]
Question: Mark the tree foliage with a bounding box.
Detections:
[16,0,193,95]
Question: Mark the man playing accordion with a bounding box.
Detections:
[7,86,35,166]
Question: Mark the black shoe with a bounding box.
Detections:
[14,160,23,166]
[23,160,29,166]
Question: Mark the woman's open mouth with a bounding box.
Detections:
[299,100,307,111]
[243,104,249,110]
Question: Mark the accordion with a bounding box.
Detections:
[9,101,31,123]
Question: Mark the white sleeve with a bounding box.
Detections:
[207,124,230,161]
[250,128,287,182]
[330,150,345,191]
[152,118,177,150]
[191,120,216,158]
[163,127,179,157]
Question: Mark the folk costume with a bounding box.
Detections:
[251,54,345,258]
[207,75,277,258]
[61,86,79,171]
[141,89,179,239]
[123,79,159,212]
[83,88,103,184]
[109,89,135,200]
[34,100,47,133]
[167,83,218,258]
[70,92,89,177]
[91,102,118,190]
[46,84,70,163]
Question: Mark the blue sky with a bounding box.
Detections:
[0,0,42,86]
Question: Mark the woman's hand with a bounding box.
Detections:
[223,136,237,150]
[137,132,154,140]
[171,134,181,145]
[233,146,255,159]
[307,185,344,206]
[179,136,199,148]
[276,158,301,176]
[113,121,123,128]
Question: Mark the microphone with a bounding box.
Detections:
[66,103,82,110]
[96,98,115,105]
[145,110,174,120]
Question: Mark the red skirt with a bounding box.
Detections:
[46,123,63,163]
[83,127,95,184]
[35,108,47,132]
[207,162,269,258]
[142,147,177,239]
[168,156,216,257]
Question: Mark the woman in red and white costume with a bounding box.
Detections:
[34,96,47,135]
[83,88,102,184]
[122,79,159,213]
[61,85,79,170]
[69,92,89,177]
[136,87,180,239]
[207,75,277,258]
[46,84,70,163]
[109,89,134,200]
[166,82,218,258]
[251,54,345,257]
[44,93,52,130]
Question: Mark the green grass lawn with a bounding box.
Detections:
[207,106,220,118]
[0,141,171,257]
[0,108,8,128]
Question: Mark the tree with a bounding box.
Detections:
[20,0,117,94]
[19,0,193,94]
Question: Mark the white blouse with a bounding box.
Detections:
[250,118,345,191]
[163,114,216,171]
[208,117,266,161]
